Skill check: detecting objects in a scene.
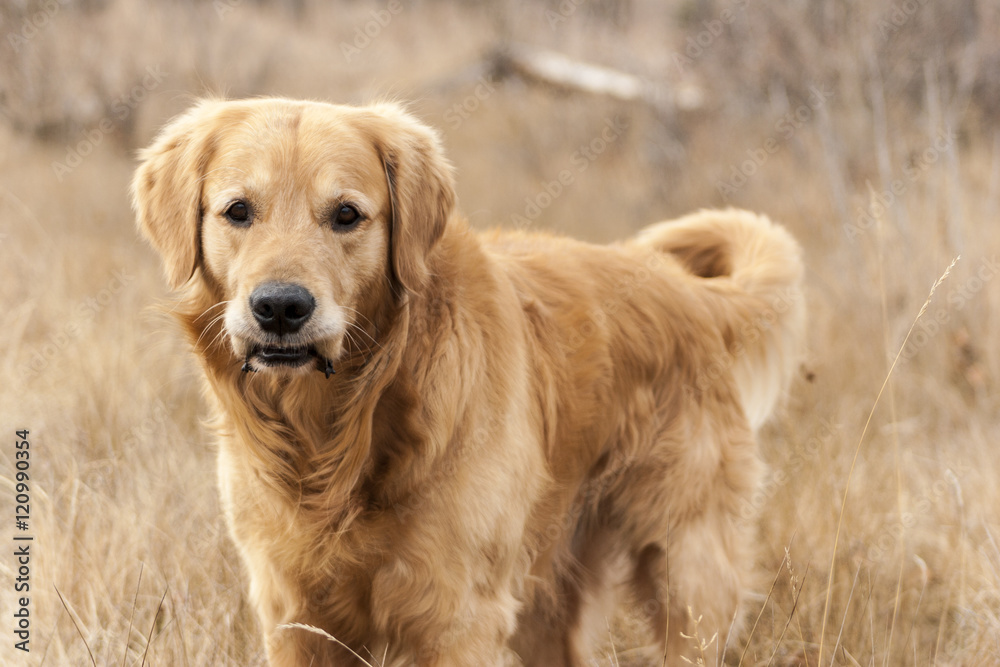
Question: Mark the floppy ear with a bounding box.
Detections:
[366,104,456,294]
[131,100,222,289]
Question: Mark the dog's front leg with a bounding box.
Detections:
[401,618,515,667]
[371,555,522,667]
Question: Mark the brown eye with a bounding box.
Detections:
[225,200,252,226]
[333,203,362,229]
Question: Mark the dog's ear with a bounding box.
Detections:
[131,100,222,289]
[364,104,456,294]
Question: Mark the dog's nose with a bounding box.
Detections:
[249,282,315,335]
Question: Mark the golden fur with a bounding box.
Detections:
[132,98,805,666]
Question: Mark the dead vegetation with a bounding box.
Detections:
[1,0,998,664]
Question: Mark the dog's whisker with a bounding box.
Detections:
[199,311,229,339]
[339,305,378,330]
[195,324,222,350]
[193,307,233,349]
[201,321,232,352]
[343,328,365,358]
[193,299,232,322]
[339,309,382,352]
[347,322,380,351]
[343,327,355,353]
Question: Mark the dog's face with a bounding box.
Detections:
[132,99,455,376]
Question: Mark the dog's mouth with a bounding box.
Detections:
[242,343,335,378]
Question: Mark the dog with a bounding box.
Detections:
[132,97,804,666]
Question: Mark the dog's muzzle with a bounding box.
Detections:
[241,282,335,378]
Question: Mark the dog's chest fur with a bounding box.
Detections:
[216,427,389,640]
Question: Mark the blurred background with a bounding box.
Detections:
[1,0,997,664]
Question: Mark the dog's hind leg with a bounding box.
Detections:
[630,507,752,666]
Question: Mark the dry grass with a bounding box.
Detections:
[1,0,998,665]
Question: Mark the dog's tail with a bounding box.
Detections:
[633,209,806,430]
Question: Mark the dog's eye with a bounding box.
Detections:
[225,201,252,226]
[333,204,362,229]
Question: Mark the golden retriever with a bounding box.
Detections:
[132,98,804,666]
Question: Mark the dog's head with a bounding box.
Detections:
[132,98,455,376]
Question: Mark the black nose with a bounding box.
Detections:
[249,282,316,335]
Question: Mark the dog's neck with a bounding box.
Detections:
[176,254,461,530]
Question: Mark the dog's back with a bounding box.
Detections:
[488,210,804,665]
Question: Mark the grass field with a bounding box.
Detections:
[1,0,998,664]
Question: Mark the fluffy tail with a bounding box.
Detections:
[634,209,806,430]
